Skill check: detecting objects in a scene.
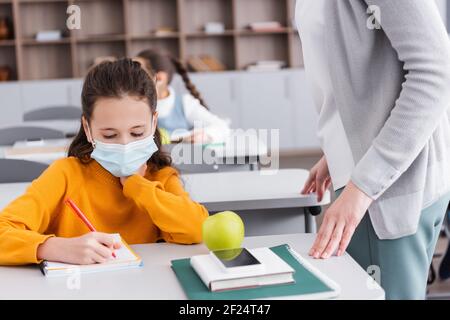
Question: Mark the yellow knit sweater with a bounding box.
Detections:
[0,157,209,265]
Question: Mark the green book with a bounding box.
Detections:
[171,244,340,300]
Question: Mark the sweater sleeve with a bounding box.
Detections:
[0,159,69,265]
[351,0,450,199]
[182,94,231,143]
[122,167,209,244]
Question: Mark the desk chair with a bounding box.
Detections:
[0,126,65,146]
[23,106,81,121]
[0,159,48,183]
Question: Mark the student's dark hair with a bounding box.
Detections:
[68,58,172,172]
[136,48,208,109]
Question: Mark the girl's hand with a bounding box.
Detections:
[37,232,122,265]
[301,155,331,202]
[119,163,148,186]
[309,181,373,259]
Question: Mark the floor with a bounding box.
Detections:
[279,152,450,299]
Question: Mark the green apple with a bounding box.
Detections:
[202,211,245,251]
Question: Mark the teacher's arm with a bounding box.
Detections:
[311,0,450,259]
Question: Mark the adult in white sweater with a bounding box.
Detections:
[297,0,450,299]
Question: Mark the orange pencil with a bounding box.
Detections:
[65,198,116,259]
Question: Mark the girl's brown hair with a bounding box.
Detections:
[136,49,208,109]
[68,58,172,171]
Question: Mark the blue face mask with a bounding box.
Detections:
[90,133,158,177]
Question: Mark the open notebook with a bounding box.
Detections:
[39,234,143,277]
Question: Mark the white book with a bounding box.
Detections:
[248,21,282,31]
[40,234,143,277]
[190,247,295,292]
[246,65,283,72]
[35,30,62,41]
[204,22,225,34]
[254,60,286,67]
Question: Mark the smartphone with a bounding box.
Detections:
[210,248,264,273]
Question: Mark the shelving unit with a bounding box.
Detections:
[0,0,304,81]
[0,0,16,80]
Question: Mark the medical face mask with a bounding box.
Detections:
[90,133,158,177]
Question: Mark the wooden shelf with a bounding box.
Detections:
[182,0,233,34]
[0,1,15,81]
[22,43,72,80]
[75,34,127,43]
[236,33,289,70]
[71,0,125,38]
[127,0,178,37]
[76,41,126,77]
[0,39,15,46]
[185,36,236,71]
[1,0,303,80]
[0,1,14,40]
[129,33,180,40]
[234,0,288,30]
[18,0,68,3]
[0,45,17,81]
[185,30,236,38]
[129,37,180,59]
[18,1,68,39]
[237,28,291,36]
[21,37,71,45]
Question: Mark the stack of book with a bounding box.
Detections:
[187,55,226,72]
[151,27,177,37]
[35,30,62,41]
[190,247,295,292]
[203,22,225,34]
[245,60,286,72]
[246,21,284,32]
[171,244,341,300]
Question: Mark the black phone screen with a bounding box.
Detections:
[212,248,261,268]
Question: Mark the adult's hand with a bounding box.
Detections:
[309,181,373,259]
[301,155,331,202]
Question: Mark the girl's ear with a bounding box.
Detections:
[82,116,93,144]
[156,72,168,86]
[151,112,158,136]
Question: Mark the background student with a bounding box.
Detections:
[135,49,230,144]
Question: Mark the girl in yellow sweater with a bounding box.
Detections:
[0,58,209,266]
